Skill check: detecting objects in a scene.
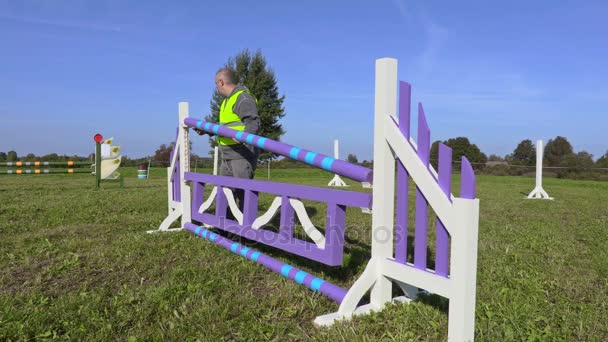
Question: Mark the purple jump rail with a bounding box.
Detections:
[184,222,347,303]
[186,172,372,266]
[183,118,373,184]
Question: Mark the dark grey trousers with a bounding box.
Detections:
[220,158,257,215]
[220,158,256,179]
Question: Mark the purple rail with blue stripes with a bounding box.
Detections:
[184,222,347,303]
[183,118,373,184]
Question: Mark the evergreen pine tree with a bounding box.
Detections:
[205,49,286,162]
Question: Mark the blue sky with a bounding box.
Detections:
[1,0,606,161]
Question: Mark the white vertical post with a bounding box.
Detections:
[166,166,173,215]
[448,198,479,341]
[527,140,553,199]
[150,103,187,233]
[213,145,219,175]
[328,139,348,187]
[179,102,192,226]
[370,58,398,307]
[334,139,339,159]
[535,140,543,189]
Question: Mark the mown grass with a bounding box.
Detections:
[0,168,607,341]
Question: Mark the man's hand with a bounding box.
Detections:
[193,128,206,136]
[232,137,240,143]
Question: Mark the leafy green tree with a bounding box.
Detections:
[561,151,594,169]
[153,143,175,167]
[488,154,505,162]
[511,139,536,165]
[205,49,286,162]
[153,140,194,167]
[7,151,17,162]
[41,153,59,161]
[596,151,608,168]
[347,153,358,164]
[558,151,595,178]
[24,153,37,161]
[544,136,573,166]
[121,156,133,167]
[430,137,487,169]
[0,152,6,161]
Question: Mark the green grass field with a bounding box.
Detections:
[1,168,607,341]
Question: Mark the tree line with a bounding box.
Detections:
[3,136,606,181]
[344,136,608,181]
[0,151,92,163]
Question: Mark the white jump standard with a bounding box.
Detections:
[527,139,553,200]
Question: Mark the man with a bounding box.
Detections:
[196,67,260,212]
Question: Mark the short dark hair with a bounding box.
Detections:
[216,67,237,85]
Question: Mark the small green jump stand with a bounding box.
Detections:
[93,133,124,189]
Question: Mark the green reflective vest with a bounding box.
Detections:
[218,90,256,146]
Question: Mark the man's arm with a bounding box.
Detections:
[234,93,260,134]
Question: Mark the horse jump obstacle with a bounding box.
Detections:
[93,134,123,188]
[151,58,480,341]
[0,161,92,174]
[1,135,124,189]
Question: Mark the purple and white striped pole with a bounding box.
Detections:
[184,222,347,303]
[183,118,373,184]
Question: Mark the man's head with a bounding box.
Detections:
[215,68,237,97]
